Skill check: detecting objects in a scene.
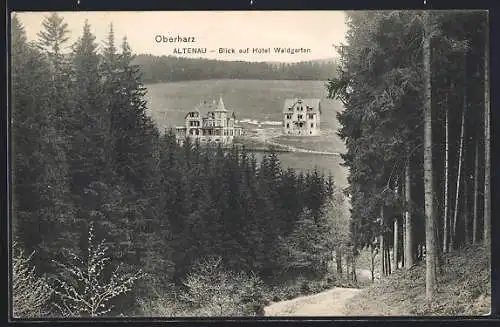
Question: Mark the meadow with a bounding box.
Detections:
[144,79,347,186]
[144,79,342,129]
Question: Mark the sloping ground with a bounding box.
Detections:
[344,245,491,316]
[265,287,362,316]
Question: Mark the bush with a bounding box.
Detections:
[12,242,53,318]
[300,280,311,294]
[51,222,143,317]
[179,256,268,316]
[266,274,339,305]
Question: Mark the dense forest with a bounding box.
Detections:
[10,9,491,318]
[327,10,490,304]
[132,54,338,83]
[11,14,348,317]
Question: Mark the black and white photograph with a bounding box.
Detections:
[9,10,491,318]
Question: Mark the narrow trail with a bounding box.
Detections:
[264,287,362,316]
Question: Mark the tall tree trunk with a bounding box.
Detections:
[394,216,399,270]
[423,10,437,302]
[380,205,385,276]
[370,244,376,282]
[483,23,490,248]
[351,251,357,283]
[473,139,479,244]
[435,191,443,275]
[443,102,449,253]
[401,179,406,268]
[404,157,413,268]
[452,52,467,251]
[402,217,406,268]
[346,254,350,281]
[386,245,391,275]
[336,247,343,279]
[464,168,470,245]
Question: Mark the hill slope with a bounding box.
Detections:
[345,245,490,316]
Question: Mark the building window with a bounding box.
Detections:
[286,114,292,119]
[311,123,314,128]
[298,115,303,119]
[196,129,199,135]
[299,122,304,128]
[308,114,314,119]
[286,123,290,128]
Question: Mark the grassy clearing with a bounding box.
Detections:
[270,131,346,154]
[233,136,290,152]
[144,79,343,130]
[344,245,491,316]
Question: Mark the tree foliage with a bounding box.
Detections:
[11,13,347,316]
[327,10,489,301]
[133,55,337,83]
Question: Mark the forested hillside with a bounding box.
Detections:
[11,14,347,317]
[132,54,337,83]
[327,10,490,307]
[10,10,491,318]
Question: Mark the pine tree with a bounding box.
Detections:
[422,10,437,302]
[483,17,490,248]
[11,14,77,274]
[37,13,70,60]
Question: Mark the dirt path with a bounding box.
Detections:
[264,287,362,316]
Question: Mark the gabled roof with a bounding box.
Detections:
[283,98,321,114]
[184,110,201,119]
[183,97,236,120]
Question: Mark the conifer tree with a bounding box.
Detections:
[11,14,77,274]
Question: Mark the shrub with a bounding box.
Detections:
[12,242,53,318]
[51,222,143,317]
[180,256,267,316]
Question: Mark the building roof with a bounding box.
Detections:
[184,110,201,119]
[283,98,321,114]
[215,95,228,112]
[183,96,237,120]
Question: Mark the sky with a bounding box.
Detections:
[14,11,347,63]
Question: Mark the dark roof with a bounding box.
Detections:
[283,98,321,114]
